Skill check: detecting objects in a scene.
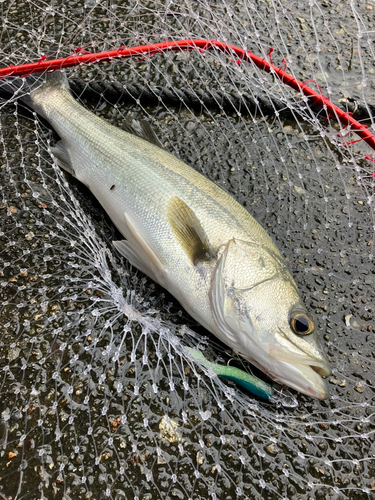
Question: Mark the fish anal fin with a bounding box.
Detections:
[51,141,76,176]
[167,196,214,265]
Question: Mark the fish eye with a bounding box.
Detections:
[290,310,314,336]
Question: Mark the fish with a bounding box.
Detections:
[4,71,331,399]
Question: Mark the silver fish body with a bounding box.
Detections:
[20,72,330,399]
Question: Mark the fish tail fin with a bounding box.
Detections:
[0,70,70,119]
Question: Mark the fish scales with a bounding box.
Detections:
[41,85,271,242]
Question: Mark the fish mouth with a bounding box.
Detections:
[266,331,331,399]
[277,360,331,400]
[310,363,331,378]
[240,340,331,399]
[244,353,331,400]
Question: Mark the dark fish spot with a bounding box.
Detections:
[110,185,115,190]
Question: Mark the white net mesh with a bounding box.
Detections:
[0,1,374,499]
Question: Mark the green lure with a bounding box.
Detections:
[186,347,274,401]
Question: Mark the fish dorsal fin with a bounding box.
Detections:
[167,196,214,265]
[121,118,164,149]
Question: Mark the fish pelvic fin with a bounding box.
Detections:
[113,239,159,282]
[167,196,215,265]
[114,213,168,286]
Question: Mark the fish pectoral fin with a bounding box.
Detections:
[51,141,76,176]
[167,196,214,265]
[121,212,167,285]
[121,118,164,149]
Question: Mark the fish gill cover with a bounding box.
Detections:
[0,0,374,499]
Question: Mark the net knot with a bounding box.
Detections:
[198,42,210,53]
[342,124,369,146]
[229,58,242,65]
[134,45,164,62]
[303,79,323,95]
[73,47,91,55]
[266,47,274,65]
[38,55,48,64]
[301,79,332,115]
[279,58,287,72]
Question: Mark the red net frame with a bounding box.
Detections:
[1,38,374,154]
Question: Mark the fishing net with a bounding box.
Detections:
[0,0,374,499]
